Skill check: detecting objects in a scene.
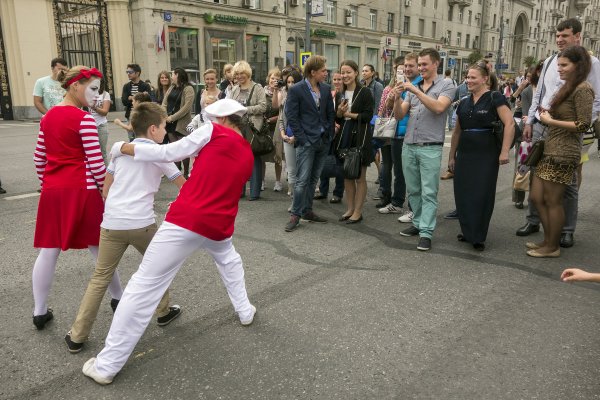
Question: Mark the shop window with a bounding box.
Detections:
[346,46,360,63]
[211,37,237,80]
[246,35,269,85]
[324,44,340,75]
[366,48,379,72]
[169,27,199,71]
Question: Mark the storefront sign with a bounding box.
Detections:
[204,13,248,25]
[407,41,422,49]
[449,50,459,56]
[311,29,336,38]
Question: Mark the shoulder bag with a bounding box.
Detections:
[373,116,397,139]
[240,84,274,156]
[523,140,545,166]
[337,115,367,180]
[490,91,518,151]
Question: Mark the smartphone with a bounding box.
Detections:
[396,68,405,83]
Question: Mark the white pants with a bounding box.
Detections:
[94,221,253,378]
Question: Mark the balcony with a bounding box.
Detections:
[575,0,592,10]
[549,8,565,19]
[448,0,472,6]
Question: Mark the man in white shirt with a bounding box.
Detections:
[517,18,600,248]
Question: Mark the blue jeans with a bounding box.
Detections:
[402,144,443,239]
[319,154,344,199]
[291,138,328,217]
[390,138,407,207]
[248,156,263,199]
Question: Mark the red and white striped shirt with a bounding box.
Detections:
[34,106,105,190]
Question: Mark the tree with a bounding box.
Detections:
[467,51,484,65]
[523,56,537,67]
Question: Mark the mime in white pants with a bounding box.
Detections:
[83,99,256,384]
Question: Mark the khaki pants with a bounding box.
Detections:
[70,224,171,343]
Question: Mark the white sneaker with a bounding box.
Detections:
[398,210,414,223]
[274,181,283,192]
[82,358,113,385]
[240,305,257,326]
[378,204,403,214]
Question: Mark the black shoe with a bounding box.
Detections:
[285,215,300,232]
[110,298,120,313]
[346,215,363,224]
[0,186,6,194]
[339,214,351,222]
[33,308,53,330]
[313,194,327,200]
[444,210,458,219]
[65,331,84,353]
[157,305,182,326]
[515,201,524,209]
[329,197,342,204]
[375,199,390,208]
[560,233,574,248]
[516,222,540,236]
[457,233,466,242]
[400,226,420,237]
[300,212,327,223]
[473,242,485,251]
[417,237,431,251]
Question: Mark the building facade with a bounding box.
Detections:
[1,0,598,119]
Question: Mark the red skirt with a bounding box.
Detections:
[34,188,104,250]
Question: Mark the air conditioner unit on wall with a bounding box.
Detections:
[405,0,412,6]
[290,0,299,6]
[243,0,256,9]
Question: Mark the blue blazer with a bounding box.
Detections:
[285,79,335,146]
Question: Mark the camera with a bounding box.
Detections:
[276,79,286,88]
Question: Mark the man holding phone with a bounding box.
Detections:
[392,48,456,251]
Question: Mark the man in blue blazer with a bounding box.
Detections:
[284,55,335,232]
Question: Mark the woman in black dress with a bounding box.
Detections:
[335,60,374,223]
[448,62,514,250]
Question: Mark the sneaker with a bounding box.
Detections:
[157,305,182,326]
[82,358,113,385]
[375,199,390,208]
[378,204,403,214]
[399,226,420,237]
[110,298,119,313]
[65,331,84,354]
[444,210,458,219]
[301,211,327,223]
[398,210,414,223]
[240,305,257,326]
[273,181,283,192]
[33,308,53,330]
[417,237,432,251]
[285,215,300,232]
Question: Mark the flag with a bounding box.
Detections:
[381,48,388,62]
[157,26,165,52]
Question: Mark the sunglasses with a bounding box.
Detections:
[126,70,135,74]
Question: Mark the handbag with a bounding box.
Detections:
[523,140,545,167]
[337,116,367,180]
[373,116,397,139]
[513,170,530,191]
[239,84,274,156]
[490,91,517,151]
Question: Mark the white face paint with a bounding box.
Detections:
[84,78,101,107]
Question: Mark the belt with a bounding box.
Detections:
[411,142,444,147]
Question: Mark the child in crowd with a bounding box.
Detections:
[114,92,152,142]
[64,102,186,353]
[561,268,600,283]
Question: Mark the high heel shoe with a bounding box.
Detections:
[346,215,363,224]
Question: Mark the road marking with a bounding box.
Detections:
[0,123,38,128]
[4,192,40,200]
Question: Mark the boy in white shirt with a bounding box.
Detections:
[65,102,186,353]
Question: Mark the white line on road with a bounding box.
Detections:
[4,193,40,200]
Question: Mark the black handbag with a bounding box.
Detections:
[337,116,367,180]
[523,140,545,167]
[490,91,517,151]
[239,84,274,156]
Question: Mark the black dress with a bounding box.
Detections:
[334,86,375,167]
[454,91,507,244]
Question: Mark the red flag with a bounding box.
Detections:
[381,48,388,62]
[157,26,165,52]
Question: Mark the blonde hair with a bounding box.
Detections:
[266,67,281,84]
[204,68,218,78]
[59,65,96,89]
[223,63,234,76]
[232,61,252,80]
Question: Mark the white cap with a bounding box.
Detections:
[204,99,247,119]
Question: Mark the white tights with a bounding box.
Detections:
[32,246,123,316]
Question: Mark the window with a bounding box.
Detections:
[369,10,377,30]
[387,13,395,33]
[434,0,438,8]
[491,36,495,50]
[446,30,451,45]
[346,46,360,63]
[432,21,437,39]
[246,35,269,85]
[366,48,379,72]
[465,34,470,48]
[456,32,461,46]
[493,14,496,28]
[473,35,479,48]
[418,19,425,36]
[325,44,340,74]
[458,11,463,22]
[403,16,410,35]
[326,1,336,24]
[448,6,453,21]
[350,6,358,27]
[169,27,199,70]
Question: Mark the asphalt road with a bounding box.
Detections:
[1,116,600,400]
